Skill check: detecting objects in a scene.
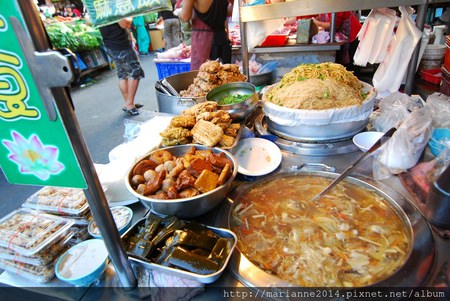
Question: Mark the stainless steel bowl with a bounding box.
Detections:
[249,70,274,87]
[206,82,259,122]
[155,70,205,115]
[125,144,238,218]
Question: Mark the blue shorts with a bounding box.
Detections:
[106,48,145,80]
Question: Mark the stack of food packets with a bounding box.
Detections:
[0,208,74,283]
[22,186,94,244]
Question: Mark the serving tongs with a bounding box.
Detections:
[161,78,180,97]
[311,127,397,202]
[155,80,173,95]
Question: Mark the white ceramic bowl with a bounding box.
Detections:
[88,206,133,238]
[353,131,384,152]
[55,239,109,287]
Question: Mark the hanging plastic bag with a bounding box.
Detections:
[372,107,433,180]
[83,0,173,28]
[353,8,397,66]
[372,6,422,97]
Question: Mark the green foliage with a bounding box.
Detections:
[46,22,102,51]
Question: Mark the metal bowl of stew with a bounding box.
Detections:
[125,144,238,218]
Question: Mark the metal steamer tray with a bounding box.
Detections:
[254,112,360,156]
[122,217,237,284]
[214,169,437,291]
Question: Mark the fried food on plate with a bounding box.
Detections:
[191,119,223,147]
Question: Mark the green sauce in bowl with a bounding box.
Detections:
[218,94,253,105]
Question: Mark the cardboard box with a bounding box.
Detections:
[296,19,318,44]
[149,29,165,51]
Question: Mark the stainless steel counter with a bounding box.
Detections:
[83,148,448,300]
[1,148,448,300]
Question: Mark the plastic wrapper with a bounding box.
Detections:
[354,8,397,66]
[84,0,173,28]
[371,92,425,132]
[425,92,450,128]
[0,231,74,266]
[0,258,55,283]
[372,6,422,96]
[68,225,90,245]
[89,206,132,236]
[373,107,433,180]
[67,210,94,226]
[22,186,89,216]
[0,208,74,256]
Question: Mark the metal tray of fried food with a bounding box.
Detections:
[159,121,243,150]
[122,216,237,283]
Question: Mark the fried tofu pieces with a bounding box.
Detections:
[170,116,196,128]
[160,127,192,146]
[191,120,223,147]
[180,60,247,98]
[161,101,241,147]
[194,169,219,193]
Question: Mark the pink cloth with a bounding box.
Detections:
[190,14,213,70]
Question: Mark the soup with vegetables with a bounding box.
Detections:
[230,174,410,287]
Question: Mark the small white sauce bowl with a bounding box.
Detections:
[353,131,384,152]
[55,239,109,287]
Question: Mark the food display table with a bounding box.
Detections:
[1,128,448,299]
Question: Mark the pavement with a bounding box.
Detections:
[0,52,160,217]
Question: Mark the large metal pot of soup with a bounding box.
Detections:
[155,71,205,115]
[220,171,435,289]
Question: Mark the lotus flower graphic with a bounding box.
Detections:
[2,131,64,180]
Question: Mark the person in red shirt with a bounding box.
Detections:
[313,12,362,74]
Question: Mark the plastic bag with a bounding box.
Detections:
[83,0,172,28]
[354,8,397,66]
[372,107,433,180]
[371,92,424,132]
[372,6,422,97]
[425,92,450,128]
[123,118,142,143]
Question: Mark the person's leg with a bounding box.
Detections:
[114,49,144,114]
[125,79,140,109]
[166,19,174,49]
[172,20,182,47]
[118,79,129,106]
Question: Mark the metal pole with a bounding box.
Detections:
[239,0,250,77]
[330,12,336,43]
[404,2,429,95]
[17,0,137,289]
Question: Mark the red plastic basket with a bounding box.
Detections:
[260,34,289,47]
[421,68,442,85]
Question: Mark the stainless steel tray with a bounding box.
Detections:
[122,217,237,283]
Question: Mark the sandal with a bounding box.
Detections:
[122,103,143,112]
[124,107,139,116]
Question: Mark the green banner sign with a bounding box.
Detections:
[83,0,172,28]
[0,1,86,188]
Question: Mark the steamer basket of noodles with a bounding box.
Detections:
[262,63,376,141]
